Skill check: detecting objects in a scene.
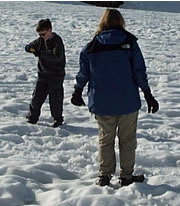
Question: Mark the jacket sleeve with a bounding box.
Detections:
[40,38,65,63]
[76,50,90,89]
[25,38,40,53]
[130,40,149,91]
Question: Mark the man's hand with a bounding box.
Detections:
[29,48,36,53]
[25,45,40,57]
[71,85,85,106]
[143,88,159,113]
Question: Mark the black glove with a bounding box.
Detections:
[143,88,159,113]
[71,86,85,106]
[25,45,40,57]
[33,49,41,57]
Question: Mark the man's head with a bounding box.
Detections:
[36,19,53,40]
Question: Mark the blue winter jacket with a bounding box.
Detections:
[76,29,149,115]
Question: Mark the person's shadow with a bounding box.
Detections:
[62,124,98,136]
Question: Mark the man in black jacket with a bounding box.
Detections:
[25,19,66,127]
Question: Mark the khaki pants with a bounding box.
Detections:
[96,111,138,179]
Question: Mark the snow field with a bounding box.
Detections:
[0,2,180,206]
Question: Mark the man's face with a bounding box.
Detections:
[38,29,52,41]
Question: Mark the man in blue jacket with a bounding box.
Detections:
[71,9,159,186]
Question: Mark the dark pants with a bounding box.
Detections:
[27,78,64,122]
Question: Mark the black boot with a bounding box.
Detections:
[53,120,63,128]
[120,174,145,187]
[96,175,111,187]
[26,115,38,124]
[53,117,64,128]
[27,119,38,124]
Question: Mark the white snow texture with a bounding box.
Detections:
[0,1,180,206]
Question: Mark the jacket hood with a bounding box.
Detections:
[96,29,127,45]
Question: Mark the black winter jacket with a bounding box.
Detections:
[25,33,66,81]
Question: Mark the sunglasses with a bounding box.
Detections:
[39,32,47,37]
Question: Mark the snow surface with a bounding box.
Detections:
[0,1,180,206]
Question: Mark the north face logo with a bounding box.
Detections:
[121,44,130,49]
